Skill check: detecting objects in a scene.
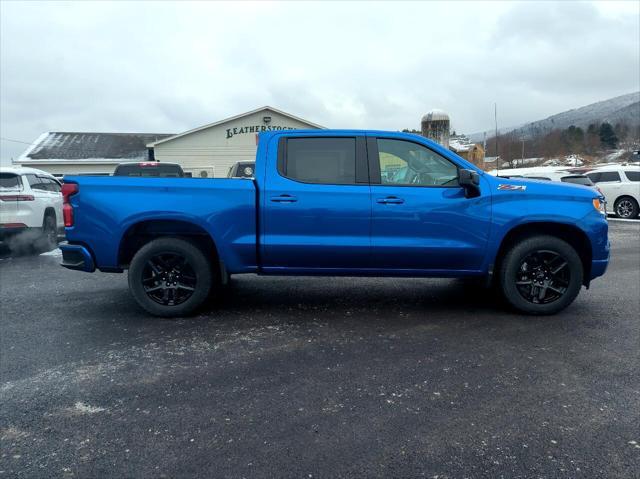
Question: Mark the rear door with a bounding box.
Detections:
[367,135,492,272]
[261,135,371,271]
[24,174,49,227]
[586,170,622,202]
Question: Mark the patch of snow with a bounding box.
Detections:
[73,402,106,414]
[603,149,626,162]
[40,248,62,257]
[543,155,584,167]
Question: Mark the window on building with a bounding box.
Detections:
[377,138,458,186]
[281,137,356,184]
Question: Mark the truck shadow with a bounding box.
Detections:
[204,275,535,325]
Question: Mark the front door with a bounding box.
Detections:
[368,136,492,272]
[261,135,371,272]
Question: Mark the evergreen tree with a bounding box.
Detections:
[599,122,618,149]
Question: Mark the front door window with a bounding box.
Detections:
[377,139,458,187]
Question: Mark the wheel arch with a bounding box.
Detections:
[493,222,592,286]
[43,207,56,220]
[118,219,219,270]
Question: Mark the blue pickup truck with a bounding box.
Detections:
[60,130,609,317]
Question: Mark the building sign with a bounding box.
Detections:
[226,124,297,139]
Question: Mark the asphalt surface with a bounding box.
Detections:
[1,221,639,478]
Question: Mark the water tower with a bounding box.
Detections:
[421,109,450,148]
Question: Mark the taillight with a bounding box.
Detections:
[138,162,158,167]
[62,183,78,227]
[0,194,34,201]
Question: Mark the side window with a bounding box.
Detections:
[624,171,640,182]
[0,173,22,190]
[26,174,46,190]
[588,171,620,183]
[281,137,356,184]
[46,178,62,192]
[376,139,458,186]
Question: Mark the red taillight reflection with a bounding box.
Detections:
[61,183,78,227]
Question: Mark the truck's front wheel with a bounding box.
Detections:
[128,237,213,317]
[499,235,583,315]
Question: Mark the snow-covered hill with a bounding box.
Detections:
[469,92,640,142]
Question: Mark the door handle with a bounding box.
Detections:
[376,196,404,204]
[270,194,298,203]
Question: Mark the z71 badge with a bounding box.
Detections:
[498,184,527,191]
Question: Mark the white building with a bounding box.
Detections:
[14,106,324,178]
[149,106,324,177]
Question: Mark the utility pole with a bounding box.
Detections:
[494,103,499,174]
[521,137,525,167]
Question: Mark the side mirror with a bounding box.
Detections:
[458,169,480,198]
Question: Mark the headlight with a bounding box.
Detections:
[593,197,606,215]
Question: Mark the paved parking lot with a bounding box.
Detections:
[1,221,639,478]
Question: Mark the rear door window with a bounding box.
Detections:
[26,174,48,191]
[587,171,621,183]
[280,137,356,184]
[43,177,62,192]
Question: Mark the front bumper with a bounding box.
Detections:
[591,257,609,279]
[60,243,95,272]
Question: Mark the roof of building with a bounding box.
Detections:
[17,132,174,163]
[421,109,450,122]
[449,134,475,152]
[147,106,326,147]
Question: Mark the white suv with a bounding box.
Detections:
[0,166,63,250]
[586,165,640,219]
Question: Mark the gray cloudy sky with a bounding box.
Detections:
[1,0,638,162]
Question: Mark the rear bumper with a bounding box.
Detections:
[60,243,95,272]
[0,224,29,240]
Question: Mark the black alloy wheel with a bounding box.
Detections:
[499,235,583,315]
[142,252,197,306]
[515,249,570,304]
[128,237,215,317]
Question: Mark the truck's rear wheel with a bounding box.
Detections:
[499,235,583,315]
[128,237,213,317]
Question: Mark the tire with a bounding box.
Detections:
[35,213,57,252]
[613,196,639,219]
[128,237,214,317]
[499,235,583,315]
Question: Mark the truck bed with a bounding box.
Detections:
[64,176,257,272]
